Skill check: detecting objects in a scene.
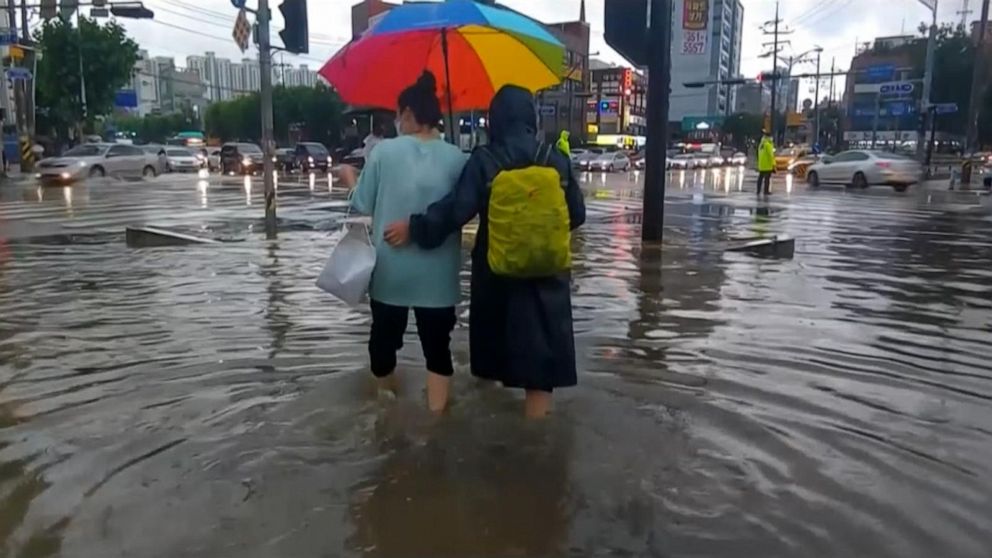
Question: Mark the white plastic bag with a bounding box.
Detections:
[316,220,376,306]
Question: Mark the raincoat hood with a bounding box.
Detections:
[488,85,539,163]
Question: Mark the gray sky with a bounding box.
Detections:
[124,0,961,102]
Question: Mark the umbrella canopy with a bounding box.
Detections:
[319,0,564,113]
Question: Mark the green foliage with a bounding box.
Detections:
[34,17,139,136]
[111,109,199,143]
[722,112,765,151]
[205,84,344,146]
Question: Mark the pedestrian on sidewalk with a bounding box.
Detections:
[757,129,775,195]
[383,85,586,419]
[338,71,468,413]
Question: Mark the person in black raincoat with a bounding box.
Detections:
[383,85,586,418]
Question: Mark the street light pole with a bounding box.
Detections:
[257,0,277,238]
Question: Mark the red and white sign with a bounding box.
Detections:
[681,0,709,55]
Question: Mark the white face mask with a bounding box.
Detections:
[394,118,404,136]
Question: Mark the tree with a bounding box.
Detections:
[34,17,139,140]
[205,84,345,146]
[722,112,764,151]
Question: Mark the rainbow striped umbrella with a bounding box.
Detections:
[319,0,564,113]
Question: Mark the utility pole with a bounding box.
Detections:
[641,0,671,242]
[769,2,780,142]
[257,0,277,239]
[918,0,938,161]
[966,0,990,152]
[813,47,822,147]
[959,0,973,27]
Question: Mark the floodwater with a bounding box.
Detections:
[1,170,991,557]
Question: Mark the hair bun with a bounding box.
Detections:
[417,71,437,93]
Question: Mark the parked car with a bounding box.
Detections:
[165,147,200,172]
[583,151,630,172]
[275,148,296,172]
[36,143,157,182]
[805,150,921,191]
[295,142,332,173]
[729,152,747,166]
[569,148,587,166]
[220,142,265,175]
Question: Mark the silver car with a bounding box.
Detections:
[36,143,156,182]
[585,151,630,172]
[165,147,200,172]
[806,150,922,192]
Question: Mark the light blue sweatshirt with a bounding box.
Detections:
[350,135,467,308]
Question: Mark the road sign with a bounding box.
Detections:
[879,81,914,96]
[539,104,557,117]
[933,102,958,114]
[231,0,246,7]
[232,8,251,52]
[5,67,31,80]
[0,29,17,45]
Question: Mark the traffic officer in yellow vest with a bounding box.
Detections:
[757,129,775,196]
[556,130,571,157]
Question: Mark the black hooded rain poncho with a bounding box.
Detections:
[408,85,586,392]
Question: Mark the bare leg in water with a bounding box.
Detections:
[426,371,450,413]
[525,390,552,419]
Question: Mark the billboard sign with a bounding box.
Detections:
[681,0,709,55]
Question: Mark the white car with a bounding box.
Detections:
[584,151,630,172]
[668,154,693,170]
[730,152,747,166]
[166,147,200,172]
[806,150,921,192]
[36,143,157,182]
[569,148,587,166]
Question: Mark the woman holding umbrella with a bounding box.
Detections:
[341,72,468,413]
[384,85,586,418]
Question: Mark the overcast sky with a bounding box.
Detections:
[123,0,965,102]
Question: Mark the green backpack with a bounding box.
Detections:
[483,144,572,278]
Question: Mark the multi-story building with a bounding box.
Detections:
[536,4,590,143]
[243,58,261,91]
[735,82,770,114]
[131,50,161,116]
[843,35,927,146]
[670,0,745,122]
[586,62,647,147]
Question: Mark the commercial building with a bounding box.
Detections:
[670,0,745,121]
[586,62,647,147]
[534,3,590,142]
[843,35,928,146]
[734,82,770,115]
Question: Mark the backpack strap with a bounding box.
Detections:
[534,142,567,190]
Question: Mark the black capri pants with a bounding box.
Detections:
[369,299,457,378]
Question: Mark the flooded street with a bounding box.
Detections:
[1,169,991,557]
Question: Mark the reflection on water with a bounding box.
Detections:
[0,179,991,557]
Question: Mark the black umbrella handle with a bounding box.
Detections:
[441,27,456,145]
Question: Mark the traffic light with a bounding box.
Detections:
[604,0,649,67]
[110,4,154,18]
[40,0,57,20]
[279,0,309,55]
